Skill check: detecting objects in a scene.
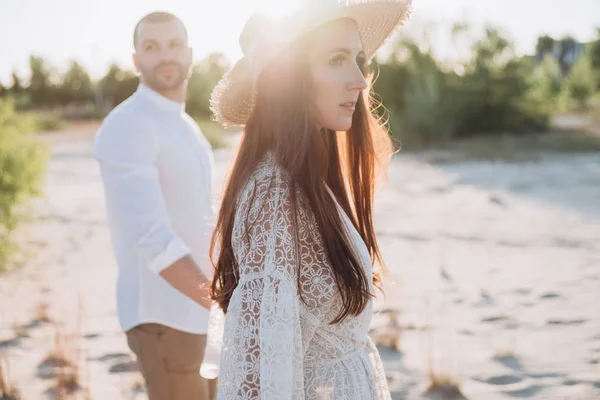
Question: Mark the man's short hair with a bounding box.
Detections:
[133,11,188,49]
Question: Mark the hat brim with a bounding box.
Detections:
[211,0,412,127]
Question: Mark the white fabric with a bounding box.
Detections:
[203,154,391,399]
[93,84,214,334]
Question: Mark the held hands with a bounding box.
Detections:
[197,273,213,310]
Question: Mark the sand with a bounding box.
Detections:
[0,124,598,399]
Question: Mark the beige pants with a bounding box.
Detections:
[126,323,218,400]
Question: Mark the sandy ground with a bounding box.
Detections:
[0,122,599,399]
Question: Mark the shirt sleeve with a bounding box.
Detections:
[216,165,311,399]
[93,111,191,274]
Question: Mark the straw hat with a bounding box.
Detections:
[210,0,413,127]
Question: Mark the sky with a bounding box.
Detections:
[0,0,599,84]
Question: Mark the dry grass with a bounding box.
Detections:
[424,375,466,400]
[131,377,145,392]
[438,238,452,281]
[42,327,77,369]
[495,347,517,358]
[11,323,29,339]
[34,302,52,324]
[425,342,465,399]
[439,264,451,281]
[42,327,82,397]
[422,295,467,399]
[371,310,402,352]
[480,288,492,301]
[43,296,90,398]
[494,339,518,358]
[0,357,21,400]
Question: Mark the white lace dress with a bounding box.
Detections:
[206,155,391,400]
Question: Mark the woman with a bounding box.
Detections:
[204,0,412,398]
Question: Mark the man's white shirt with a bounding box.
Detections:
[93,83,214,334]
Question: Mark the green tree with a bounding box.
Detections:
[0,98,48,270]
[566,51,595,108]
[98,64,138,108]
[28,55,55,107]
[588,28,600,89]
[395,41,465,146]
[9,70,32,110]
[186,53,230,119]
[535,35,555,59]
[10,70,24,93]
[59,60,94,104]
[98,63,124,106]
[527,54,564,112]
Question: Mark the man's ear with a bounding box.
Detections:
[132,53,140,72]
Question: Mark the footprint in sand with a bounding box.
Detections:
[546,318,588,326]
[443,232,483,243]
[109,360,139,373]
[519,301,535,308]
[474,374,523,385]
[497,240,528,248]
[563,378,579,386]
[539,292,561,300]
[83,333,100,339]
[493,355,523,371]
[488,193,507,207]
[552,237,587,249]
[95,352,129,362]
[481,315,509,323]
[0,337,20,348]
[474,289,494,307]
[503,320,520,330]
[502,384,544,398]
[512,288,531,296]
[563,377,600,390]
[475,375,544,397]
[453,296,465,304]
[526,372,565,380]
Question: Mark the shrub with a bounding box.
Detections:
[0,98,48,271]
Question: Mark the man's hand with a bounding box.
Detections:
[159,255,212,310]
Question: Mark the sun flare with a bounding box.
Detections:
[253,0,302,19]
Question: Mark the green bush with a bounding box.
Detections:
[195,118,227,149]
[0,98,48,271]
[565,51,596,109]
[34,113,67,132]
[396,43,469,147]
[186,53,230,120]
[374,26,557,149]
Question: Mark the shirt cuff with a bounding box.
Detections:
[148,238,191,275]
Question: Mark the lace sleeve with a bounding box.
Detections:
[216,164,306,399]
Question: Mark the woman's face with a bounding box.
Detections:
[309,19,369,132]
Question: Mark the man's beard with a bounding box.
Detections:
[140,62,189,92]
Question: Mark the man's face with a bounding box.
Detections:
[133,19,192,93]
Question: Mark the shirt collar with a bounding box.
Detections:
[136,83,184,113]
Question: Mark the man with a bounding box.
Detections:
[93,11,217,400]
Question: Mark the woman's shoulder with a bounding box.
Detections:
[234,152,292,217]
[244,152,291,195]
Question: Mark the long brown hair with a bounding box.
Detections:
[210,27,393,324]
